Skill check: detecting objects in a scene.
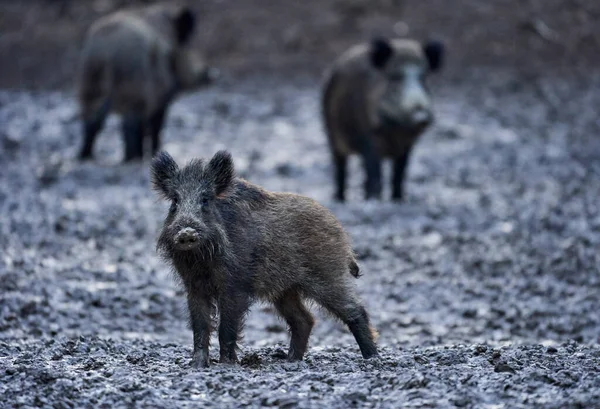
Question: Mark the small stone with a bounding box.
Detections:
[474,345,488,355]
[414,354,429,364]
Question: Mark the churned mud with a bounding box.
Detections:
[2,1,600,407]
[1,69,600,407]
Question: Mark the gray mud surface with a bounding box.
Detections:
[2,71,600,407]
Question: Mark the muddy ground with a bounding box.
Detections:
[2,1,600,408]
[2,71,600,408]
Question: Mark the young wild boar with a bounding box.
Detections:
[77,3,217,162]
[152,150,378,368]
[322,37,444,201]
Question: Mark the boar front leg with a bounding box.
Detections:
[362,144,383,200]
[392,147,413,201]
[121,114,145,162]
[333,153,348,202]
[187,292,213,368]
[218,291,251,364]
[79,99,109,160]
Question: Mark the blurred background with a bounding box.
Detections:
[1,0,599,89]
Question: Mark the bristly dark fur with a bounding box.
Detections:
[152,150,378,368]
[151,151,179,199]
[207,151,235,196]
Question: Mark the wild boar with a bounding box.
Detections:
[152,150,378,367]
[77,3,217,162]
[322,37,444,201]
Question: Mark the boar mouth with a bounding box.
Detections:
[173,241,201,251]
[410,109,432,126]
[379,110,431,130]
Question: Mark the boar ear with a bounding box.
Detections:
[423,40,444,72]
[151,151,179,198]
[370,37,394,69]
[174,7,196,45]
[208,150,235,197]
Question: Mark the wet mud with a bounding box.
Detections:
[1,72,600,407]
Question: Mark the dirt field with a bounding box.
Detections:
[1,1,600,408]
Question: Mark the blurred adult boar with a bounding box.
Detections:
[152,150,378,368]
[322,37,444,201]
[77,3,217,162]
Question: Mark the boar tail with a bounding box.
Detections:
[349,260,361,278]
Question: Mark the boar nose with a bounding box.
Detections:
[174,227,199,247]
[412,108,431,125]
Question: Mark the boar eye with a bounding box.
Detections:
[201,197,209,207]
[170,198,178,212]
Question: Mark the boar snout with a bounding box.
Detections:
[411,108,432,127]
[174,227,200,251]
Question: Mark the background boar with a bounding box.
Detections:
[322,37,444,201]
[152,150,378,368]
[77,3,216,162]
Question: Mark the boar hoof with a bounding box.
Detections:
[219,356,238,365]
[365,189,382,201]
[191,356,210,369]
[363,351,380,360]
[365,195,381,201]
[334,193,346,202]
[78,151,93,161]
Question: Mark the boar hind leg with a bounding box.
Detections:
[121,115,145,162]
[314,285,378,359]
[148,105,169,157]
[218,293,251,364]
[274,290,315,361]
[79,99,109,160]
[333,153,348,202]
[392,148,413,201]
